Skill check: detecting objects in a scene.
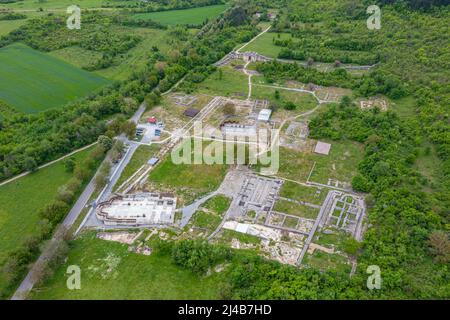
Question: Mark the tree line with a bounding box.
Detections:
[0,140,110,298]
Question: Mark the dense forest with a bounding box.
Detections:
[254,0,449,298]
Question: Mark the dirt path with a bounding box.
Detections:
[236,25,271,53]
[243,60,253,100]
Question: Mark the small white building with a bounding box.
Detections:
[314,141,331,155]
[96,193,176,226]
[257,109,272,122]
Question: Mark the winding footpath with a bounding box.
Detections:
[235,25,271,53]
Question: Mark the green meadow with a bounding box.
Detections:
[0,147,93,294]
[196,65,249,98]
[0,19,28,37]
[243,32,292,58]
[133,4,228,26]
[0,43,110,113]
[31,233,223,299]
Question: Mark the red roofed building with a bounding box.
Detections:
[148,117,157,124]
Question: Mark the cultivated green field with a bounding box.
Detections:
[279,181,328,205]
[0,19,28,37]
[251,84,318,112]
[276,140,364,185]
[0,0,119,10]
[0,43,110,113]
[273,200,319,219]
[190,195,231,233]
[0,147,93,262]
[133,4,227,26]
[0,147,93,293]
[31,233,223,299]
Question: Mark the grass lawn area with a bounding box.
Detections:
[307,230,355,273]
[218,229,261,246]
[0,147,93,294]
[195,66,248,98]
[276,140,364,185]
[0,19,27,37]
[30,233,223,299]
[0,43,110,113]
[203,195,231,214]
[303,250,351,274]
[314,230,350,250]
[390,95,417,120]
[133,4,228,26]
[148,140,228,205]
[244,32,292,58]
[114,144,161,191]
[251,84,318,113]
[276,147,315,182]
[279,181,327,205]
[191,195,231,232]
[273,200,319,219]
[308,140,364,184]
[191,211,222,231]
[413,141,444,192]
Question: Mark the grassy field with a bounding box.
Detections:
[30,233,223,299]
[276,140,364,185]
[95,27,172,81]
[0,19,28,37]
[279,181,328,205]
[244,32,292,58]
[217,229,261,246]
[196,66,248,98]
[133,4,228,26]
[273,200,319,219]
[0,147,93,293]
[0,43,110,113]
[114,144,161,191]
[308,140,363,184]
[413,141,444,192]
[148,140,228,205]
[0,0,123,10]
